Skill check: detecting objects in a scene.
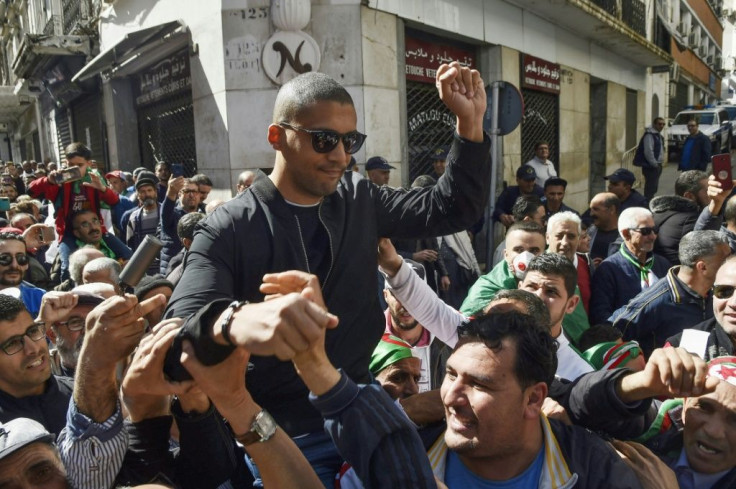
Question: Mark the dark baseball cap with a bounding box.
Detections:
[516,165,537,181]
[365,157,395,171]
[0,418,55,461]
[604,168,636,184]
[430,146,449,160]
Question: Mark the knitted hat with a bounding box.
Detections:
[581,340,642,370]
[133,274,174,301]
[369,334,414,374]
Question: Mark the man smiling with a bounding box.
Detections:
[429,311,642,487]
[0,295,72,436]
[165,62,491,485]
[0,232,44,317]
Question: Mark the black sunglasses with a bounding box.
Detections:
[0,253,29,266]
[714,284,736,300]
[629,226,658,236]
[279,122,367,155]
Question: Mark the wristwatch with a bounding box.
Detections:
[234,409,277,446]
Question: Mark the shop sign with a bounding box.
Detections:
[521,54,560,95]
[405,36,475,84]
[137,51,191,106]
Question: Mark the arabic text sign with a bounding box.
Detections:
[137,51,191,106]
[521,54,560,95]
[405,36,475,84]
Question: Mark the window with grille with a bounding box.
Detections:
[137,92,196,175]
[406,80,455,185]
[520,89,559,171]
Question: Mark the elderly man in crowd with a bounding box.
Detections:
[611,230,731,356]
[590,207,671,324]
[546,211,592,314]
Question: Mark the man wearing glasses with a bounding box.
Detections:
[0,295,73,436]
[160,177,203,275]
[679,119,712,172]
[0,232,44,317]
[590,207,672,324]
[610,230,730,357]
[668,254,736,359]
[165,62,490,485]
[39,290,104,377]
[68,210,132,265]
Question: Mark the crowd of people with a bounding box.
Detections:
[1,61,736,489]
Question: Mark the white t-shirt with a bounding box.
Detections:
[525,157,557,187]
[556,333,594,381]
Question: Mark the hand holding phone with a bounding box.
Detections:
[712,154,733,191]
[0,197,9,212]
[171,163,184,178]
[57,166,83,184]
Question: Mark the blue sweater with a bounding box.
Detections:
[590,250,671,324]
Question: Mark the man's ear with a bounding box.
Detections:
[565,293,580,315]
[267,124,283,150]
[683,191,696,202]
[46,327,57,345]
[523,382,548,419]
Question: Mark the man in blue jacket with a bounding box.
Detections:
[610,230,730,356]
[679,119,712,171]
[590,207,671,324]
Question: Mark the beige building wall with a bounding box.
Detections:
[559,67,590,213]
[605,82,628,178]
[360,7,403,187]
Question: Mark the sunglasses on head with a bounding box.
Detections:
[0,253,28,266]
[279,122,367,155]
[714,284,736,299]
[629,226,658,236]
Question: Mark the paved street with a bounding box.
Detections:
[655,150,735,198]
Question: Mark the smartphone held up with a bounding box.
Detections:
[712,154,733,191]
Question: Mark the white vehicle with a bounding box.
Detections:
[667,107,732,159]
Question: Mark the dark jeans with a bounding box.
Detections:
[642,164,662,201]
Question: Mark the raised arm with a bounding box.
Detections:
[378,238,464,347]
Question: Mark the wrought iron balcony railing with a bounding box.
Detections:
[589,0,647,37]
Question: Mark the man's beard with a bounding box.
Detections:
[0,268,23,286]
[56,334,83,370]
[142,197,156,208]
[390,311,418,331]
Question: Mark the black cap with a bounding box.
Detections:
[134,274,174,301]
[516,165,537,181]
[365,157,395,171]
[604,168,636,184]
[135,178,157,191]
[430,146,449,160]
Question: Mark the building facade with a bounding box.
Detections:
[0,0,724,212]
